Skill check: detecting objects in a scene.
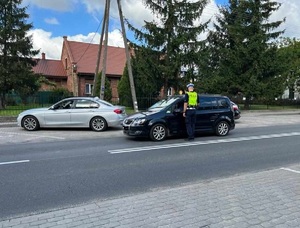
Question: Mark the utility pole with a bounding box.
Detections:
[92,0,108,97]
[93,0,139,112]
[99,0,110,100]
[117,0,139,112]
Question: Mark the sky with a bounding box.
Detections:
[21,0,300,60]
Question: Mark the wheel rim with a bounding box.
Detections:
[152,125,166,140]
[92,118,105,131]
[218,122,229,135]
[24,117,37,130]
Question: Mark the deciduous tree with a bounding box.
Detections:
[277,37,300,99]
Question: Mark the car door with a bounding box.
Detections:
[44,100,73,126]
[164,100,185,135]
[196,97,220,131]
[70,99,99,126]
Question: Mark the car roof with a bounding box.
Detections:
[198,94,229,98]
[64,96,97,100]
[63,96,108,102]
[62,96,114,105]
[168,94,229,99]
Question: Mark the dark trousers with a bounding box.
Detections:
[185,109,196,139]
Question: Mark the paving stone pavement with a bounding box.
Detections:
[1,165,300,228]
[1,110,300,227]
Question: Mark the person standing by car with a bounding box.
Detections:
[183,83,199,141]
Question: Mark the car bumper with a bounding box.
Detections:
[109,119,124,127]
[17,115,23,127]
[108,115,127,127]
[234,114,241,119]
[231,121,235,130]
[123,126,149,137]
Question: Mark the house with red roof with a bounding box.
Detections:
[33,36,126,102]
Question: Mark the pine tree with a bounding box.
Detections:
[204,0,285,109]
[127,0,209,97]
[118,65,133,107]
[0,0,39,109]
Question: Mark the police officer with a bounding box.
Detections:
[183,83,199,141]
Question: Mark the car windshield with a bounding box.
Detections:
[148,97,181,111]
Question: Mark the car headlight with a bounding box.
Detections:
[132,118,146,126]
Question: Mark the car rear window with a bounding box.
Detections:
[218,98,230,109]
[199,97,218,110]
[75,100,99,109]
[94,98,114,107]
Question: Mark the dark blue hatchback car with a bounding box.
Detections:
[123,94,235,141]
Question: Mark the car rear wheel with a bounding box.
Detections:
[22,116,39,131]
[90,117,107,132]
[150,124,167,141]
[215,121,230,136]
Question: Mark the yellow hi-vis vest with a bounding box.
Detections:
[187,91,198,106]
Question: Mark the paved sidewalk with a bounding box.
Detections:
[1,165,300,228]
[235,110,300,128]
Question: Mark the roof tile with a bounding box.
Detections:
[33,59,67,78]
[67,41,126,76]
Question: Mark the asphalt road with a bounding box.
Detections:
[1,111,300,220]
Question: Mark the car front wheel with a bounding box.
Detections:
[90,117,107,132]
[215,121,230,136]
[150,124,167,141]
[22,116,39,131]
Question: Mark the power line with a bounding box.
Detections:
[76,17,104,64]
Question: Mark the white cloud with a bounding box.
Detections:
[44,17,59,25]
[28,29,63,59]
[271,0,300,38]
[80,0,153,29]
[28,29,125,60]
[67,30,125,48]
[116,0,153,28]
[107,30,125,47]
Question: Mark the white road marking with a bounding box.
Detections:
[0,160,30,166]
[280,167,300,174]
[109,132,300,154]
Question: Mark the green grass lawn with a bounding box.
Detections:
[240,104,300,111]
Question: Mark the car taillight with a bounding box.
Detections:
[114,109,123,114]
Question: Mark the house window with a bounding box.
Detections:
[85,84,93,95]
[167,87,172,96]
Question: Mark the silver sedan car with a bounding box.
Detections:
[17,97,127,131]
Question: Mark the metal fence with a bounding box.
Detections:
[0,93,160,116]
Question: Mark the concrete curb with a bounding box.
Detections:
[0,116,17,123]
